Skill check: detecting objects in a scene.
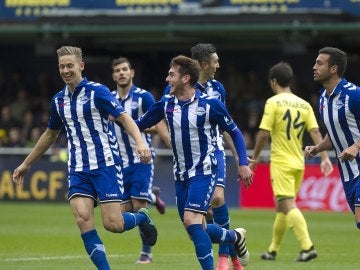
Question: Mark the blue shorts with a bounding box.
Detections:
[343,176,360,214]
[121,163,153,203]
[68,164,123,204]
[214,149,226,188]
[175,155,217,222]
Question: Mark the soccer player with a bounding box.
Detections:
[111,56,169,263]
[191,43,243,270]
[305,47,360,229]
[12,46,157,270]
[249,62,333,262]
[136,55,253,270]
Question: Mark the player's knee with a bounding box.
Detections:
[211,195,224,207]
[75,215,92,232]
[103,218,124,233]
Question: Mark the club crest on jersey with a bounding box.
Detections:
[335,100,344,110]
[81,96,90,104]
[196,107,206,116]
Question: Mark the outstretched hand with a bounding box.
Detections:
[237,164,254,189]
[12,163,30,185]
[320,158,333,177]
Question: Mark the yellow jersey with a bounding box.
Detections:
[259,92,318,169]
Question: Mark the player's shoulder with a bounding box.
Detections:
[53,88,64,99]
[290,93,311,105]
[161,93,174,102]
[162,84,172,96]
[86,80,107,89]
[209,79,226,91]
[210,79,223,86]
[134,87,148,94]
[265,94,280,104]
[342,80,360,92]
[202,92,223,105]
[134,87,154,97]
[52,84,69,100]
[85,80,111,96]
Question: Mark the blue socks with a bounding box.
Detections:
[81,212,149,269]
[187,224,214,270]
[124,211,152,254]
[356,221,360,230]
[81,229,110,270]
[122,212,148,231]
[206,224,237,244]
[212,204,231,256]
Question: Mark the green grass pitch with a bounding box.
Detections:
[0,202,357,270]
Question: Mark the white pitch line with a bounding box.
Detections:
[0,253,188,262]
[0,254,128,262]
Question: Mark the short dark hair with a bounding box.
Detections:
[318,47,347,77]
[268,61,293,88]
[190,43,217,63]
[170,55,200,87]
[112,57,132,70]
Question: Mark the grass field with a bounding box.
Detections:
[0,202,357,270]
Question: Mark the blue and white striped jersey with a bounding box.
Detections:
[112,85,155,168]
[137,90,247,181]
[195,79,226,104]
[319,78,360,182]
[48,78,125,173]
[195,79,226,151]
[164,80,227,151]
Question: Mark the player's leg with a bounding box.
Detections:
[185,211,215,270]
[211,186,231,270]
[68,171,110,270]
[150,185,166,214]
[292,169,317,261]
[346,175,360,229]
[261,210,287,260]
[129,163,156,263]
[211,150,241,269]
[176,172,216,270]
[94,165,157,245]
[277,168,316,262]
[205,223,249,267]
[355,205,360,229]
[70,197,110,270]
[261,164,291,260]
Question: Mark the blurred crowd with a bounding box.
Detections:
[0,69,65,149]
